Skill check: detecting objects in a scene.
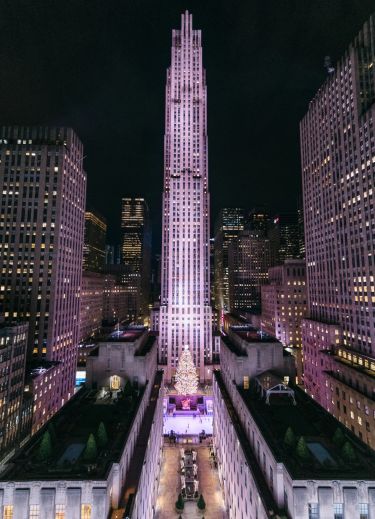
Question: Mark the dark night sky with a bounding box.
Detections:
[1,0,374,248]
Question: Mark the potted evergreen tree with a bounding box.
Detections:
[197,493,206,511]
[175,493,184,513]
[37,431,52,463]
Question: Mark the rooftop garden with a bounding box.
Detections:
[1,381,142,480]
[238,384,375,479]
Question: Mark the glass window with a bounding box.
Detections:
[308,503,319,519]
[359,503,369,519]
[81,505,91,519]
[334,503,344,519]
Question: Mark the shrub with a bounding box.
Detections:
[283,426,296,448]
[175,493,184,511]
[48,422,57,445]
[97,422,108,448]
[296,436,310,461]
[332,427,345,447]
[83,433,97,462]
[341,441,356,463]
[37,431,52,462]
[197,494,206,510]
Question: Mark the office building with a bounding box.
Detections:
[268,211,304,266]
[83,209,107,273]
[0,126,86,415]
[79,271,105,342]
[214,208,244,313]
[0,322,31,459]
[300,15,375,447]
[0,329,163,519]
[102,273,127,325]
[244,207,270,236]
[228,230,271,312]
[121,197,151,322]
[159,11,212,381]
[213,326,375,518]
[261,259,307,383]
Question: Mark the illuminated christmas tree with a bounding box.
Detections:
[174,345,199,395]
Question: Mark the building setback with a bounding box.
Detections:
[83,209,107,273]
[159,11,212,381]
[0,126,86,414]
[300,15,375,447]
[79,271,105,342]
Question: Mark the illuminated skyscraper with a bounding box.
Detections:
[160,11,212,381]
[300,15,375,447]
[83,209,107,272]
[0,126,86,413]
[214,208,244,312]
[121,197,151,322]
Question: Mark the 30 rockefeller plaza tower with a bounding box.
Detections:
[160,11,212,381]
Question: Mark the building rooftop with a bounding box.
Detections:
[238,380,375,480]
[0,383,144,481]
[230,325,279,344]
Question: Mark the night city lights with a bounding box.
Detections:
[0,2,374,518]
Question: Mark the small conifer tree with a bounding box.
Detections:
[341,441,356,462]
[83,433,97,462]
[37,431,52,462]
[97,421,108,448]
[284,426,296,448]
[332,427,345,447]
[296,436,310,461]
[197,494,206,510]
[175,493,184,511]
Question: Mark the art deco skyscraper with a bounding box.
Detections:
[0,126,86,414]
[300,16,375,447]
[160,11,212,381]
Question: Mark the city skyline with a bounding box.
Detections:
[1,1,375,244]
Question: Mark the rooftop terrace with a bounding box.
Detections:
[231,325,279,343]
[238,382,375,480]
[0,382,144,481]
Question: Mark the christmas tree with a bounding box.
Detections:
[174,345,199,395]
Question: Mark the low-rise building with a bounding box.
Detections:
[0,330,163,518]
[213,326,375,519]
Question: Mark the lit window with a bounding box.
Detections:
[4,506,13,519]
[81,505,91,519]
[30,505,39,518]
[359,503,369,519]
[55,505,65,519]
[308,503,319,519]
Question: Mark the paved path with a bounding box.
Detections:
[155,444,227,519]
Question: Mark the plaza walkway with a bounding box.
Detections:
[155,443,227,519]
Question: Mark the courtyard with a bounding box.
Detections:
[155,443,227,519]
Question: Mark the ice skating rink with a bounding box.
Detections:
[163,415,213,435]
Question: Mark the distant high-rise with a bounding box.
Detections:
[121,197,151,322]
[159,11,212,381]
[300,16,375,447]
[0,126,86,411]
[83,209,107,272]
[244,207,270,237]
[214,208,244,313]
[228,230,271,312]
[268,211,304,265]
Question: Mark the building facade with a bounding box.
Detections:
[159,11,212,381]
[214,208,244,313]
[79,271,105,342]
[213,328,375,519]
[300,15,375,447]
[121,197,151,323]
[268,211,304,266]
[102,273,127,325]
[83,209,107,273]
[228,230,271,312]
[0,322,30,458]
[0,126,86,415]
[261,259,307,383]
